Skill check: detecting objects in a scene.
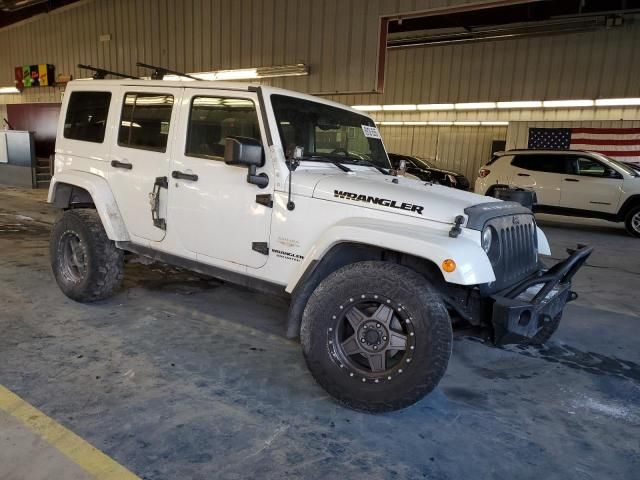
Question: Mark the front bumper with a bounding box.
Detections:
[490,245,593,344]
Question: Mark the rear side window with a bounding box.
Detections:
[511,154,569,174]
[63,91,111,143]
[118,93,174,152]
[186,96,260,160]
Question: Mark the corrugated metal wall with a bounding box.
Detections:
[0,0,483,105]
[330,19,640,106]
[381,124,507,182]
[507,120,640,150]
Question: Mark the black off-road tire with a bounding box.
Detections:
[624,206,640,238]
[300,261,452,413]
[527,312,562,345]
[50,209,123,302]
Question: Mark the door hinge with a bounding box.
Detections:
[256,194,273,208]
[252,242,269,255]
[150,176,168,230]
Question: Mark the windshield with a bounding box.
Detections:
[410,156,435,169]
[594,153,640,177]
[271,95,390,169]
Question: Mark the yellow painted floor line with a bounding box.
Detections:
[0,384,140,480]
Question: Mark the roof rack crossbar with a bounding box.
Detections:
[136,62,201,81]
[78,64,138,80]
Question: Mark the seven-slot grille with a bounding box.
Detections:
[487,214,538,292]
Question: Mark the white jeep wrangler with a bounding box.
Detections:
[48,78,591,412]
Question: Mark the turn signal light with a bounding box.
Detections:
[442,259,457,273]
[478,168,491,178]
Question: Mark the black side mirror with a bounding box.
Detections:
[224,136,264,167]
[224,136,268,188]
[607,169,623,179]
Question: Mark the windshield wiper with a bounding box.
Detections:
[299,155,352,172]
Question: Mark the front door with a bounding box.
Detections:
[108,88,178,242]
[168,90,273,269]
[560,156,623,214]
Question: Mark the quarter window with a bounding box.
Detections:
[118,93,174,152]
[63,91,111,143]
[186,97,261,160]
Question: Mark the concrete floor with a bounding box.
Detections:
[0,186,638,480]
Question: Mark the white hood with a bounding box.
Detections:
[288,165,495,225]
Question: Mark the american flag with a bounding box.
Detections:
[528,128,640,166]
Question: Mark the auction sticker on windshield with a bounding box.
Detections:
[362,125,381,139]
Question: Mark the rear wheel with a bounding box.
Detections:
[624,206,640,238]
[301,261,452,413]
[50,209,123,302]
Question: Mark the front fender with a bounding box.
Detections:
[48,171,129,241]
[286,218,495,292]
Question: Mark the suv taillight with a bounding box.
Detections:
[479,168,491,178]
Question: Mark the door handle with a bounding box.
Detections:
[111,160,132,170]
[172,170,198,181]
[517,173,530,177]
[564,178,580,182]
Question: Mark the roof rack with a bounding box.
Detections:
[78,64,138,80]
[136,62,201,81]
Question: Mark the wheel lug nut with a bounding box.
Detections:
[361,338,365,343]
[383,336,387,341]
[376,323,381,328]
[373,346,377,350]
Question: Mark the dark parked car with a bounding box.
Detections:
[389,153,470,190]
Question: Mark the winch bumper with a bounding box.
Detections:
[490,245,593,345]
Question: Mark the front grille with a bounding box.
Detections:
[486,214,538,292]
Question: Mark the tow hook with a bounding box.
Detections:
[568,291,579,302]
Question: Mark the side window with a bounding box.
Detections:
[63,91,111,143]
[118,93,174,152]
[511,155,567,174]
[186,96,261,160]
[575,157,607,177]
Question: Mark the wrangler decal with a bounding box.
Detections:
[334,190,424,215]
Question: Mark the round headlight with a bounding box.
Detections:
[481,227,493,253]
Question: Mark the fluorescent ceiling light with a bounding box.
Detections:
[164,63,308,81]
[481,121,509,126]
[428,121,454,126]
[404,121,429,126]
[595,98,640,107]
[378,121,404,126]
[543,99,594,108]
[497,101,543,109]
[0,86,20,94]
[454,121,481,126]
[382,104,417,111]
[417,103,455,111]
[352,105,383,111]
[455,102,496,110]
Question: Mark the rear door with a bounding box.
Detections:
[559,156,623,214]
[108,88,178,243]
[509,154,565,206]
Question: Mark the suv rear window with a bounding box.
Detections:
[511,154,570,174]
[118,93,174,152]
[63,91,111,143]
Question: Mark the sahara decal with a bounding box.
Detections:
[334,190,424,215]
[272,248,305,262]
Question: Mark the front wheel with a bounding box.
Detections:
[624,206,640,238]
[301,261,452,413]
